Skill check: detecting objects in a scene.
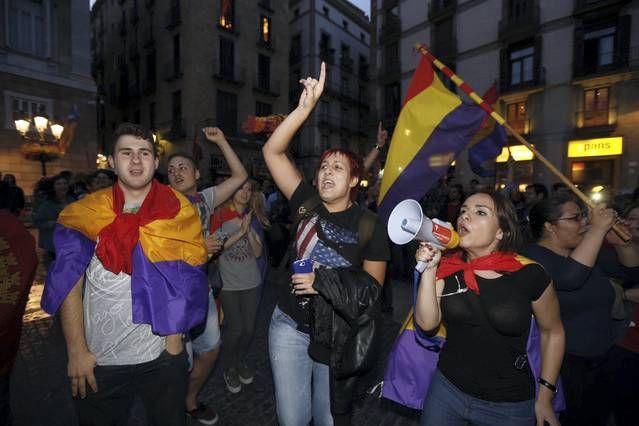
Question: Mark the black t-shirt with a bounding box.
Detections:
[277,181,390,358]
[438,263,550,402]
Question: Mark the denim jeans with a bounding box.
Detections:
[268,305,333,426]
[421,369,535,426]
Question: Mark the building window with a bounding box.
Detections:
[220,37,234,79]
[290,34,301,63]
[584,27,615,70]
[256,101,272,116]
[506,102,528,135]
[342,20,348,30]
[360,32,365,42]
[218,0,234,29]
[258,54,270,90]
[384,83,401,120]
[216,90,238,135]
[358,55,369,79]
[319,32,333,63]
[322,6,329,16]
[7,0,47,56]
[294,8,299,17]
[260,15,271,45]
[149,102,156,130]
[173,33,181,74]
[384,42,399,72]
[146,49,156,85]
[6,92,51,129]
[172,90,182,127]
[510,46,534,86]
[583,87,609,127]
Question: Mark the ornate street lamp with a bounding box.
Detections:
[14,115,65,176]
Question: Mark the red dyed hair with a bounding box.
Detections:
[317,148,363,183]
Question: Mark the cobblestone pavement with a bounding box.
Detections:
[11,274,421,426]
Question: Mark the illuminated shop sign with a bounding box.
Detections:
[567,137,623,158]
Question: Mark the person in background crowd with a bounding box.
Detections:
[0,182,38,426]
[607,202,639,426]
[263,63,389,426]
[33,174,75,268]
[167,125,248,425]
[469,178,480,194]
[523,194,639,426]
[40,123,209,426]
[362,121,389,174]
[441,183,465,224]
[88,169,116,193]
[210,179,268,395]
[551,182,570,196]
[415,191,564,426]
[2,174,25,216]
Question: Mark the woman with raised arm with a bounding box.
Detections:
[262,63,390,426]
[415,192,564,426]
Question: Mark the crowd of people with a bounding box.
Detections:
[0,63,638,426]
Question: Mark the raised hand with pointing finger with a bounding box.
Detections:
[297,62,326,113]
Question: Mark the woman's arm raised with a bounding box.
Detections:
[262,62,326,200]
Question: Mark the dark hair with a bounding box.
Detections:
[528,193,582,240]
[526,183,548,200]
[167,152,198,169]
[93,169,116,183]
[622,202,639,218]
[45,174,71,201]
[551,182,568,193]
[482,191,523,252]
[111,123,156,157]
[2,174,16,186]
[0,182,13,210]
[318,148,363,182]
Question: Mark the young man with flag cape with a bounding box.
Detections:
[41,123,209,426]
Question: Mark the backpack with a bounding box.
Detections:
[289,194,378,263]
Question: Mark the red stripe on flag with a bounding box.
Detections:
[459,82,474,96]
[404,56,435,105]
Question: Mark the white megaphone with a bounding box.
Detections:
[388,199,460,272]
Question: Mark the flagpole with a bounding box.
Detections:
[415,43,630,242]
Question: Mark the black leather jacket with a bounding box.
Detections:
[311,267,381,416]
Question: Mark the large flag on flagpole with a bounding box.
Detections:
[377,55,486,223]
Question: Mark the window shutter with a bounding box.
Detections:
[533,36,543,85]
[615,14,631,67]
[499,47,508,92]
[573,25,585,77]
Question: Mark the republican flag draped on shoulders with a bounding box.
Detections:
[377,53,487,223]
[41,180,209,335]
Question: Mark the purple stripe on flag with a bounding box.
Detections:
[378,103,485,223]
[131,243,209,335]
[41,224,95,315]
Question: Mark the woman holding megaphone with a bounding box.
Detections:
[414,192,565,426]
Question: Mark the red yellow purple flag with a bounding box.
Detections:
[377,55,485,223]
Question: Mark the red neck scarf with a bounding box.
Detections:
[96,180,180,274]
[436,251,527,294]
[210,204,246,234]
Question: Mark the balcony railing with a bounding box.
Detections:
[165,5,181,29]
[498,5,540,41]
[253,76,281,96]
[117,54,126,69]
[379,18,401,42]
[575,107,617,129]
[213,62,246,85]
[574,51,630,78]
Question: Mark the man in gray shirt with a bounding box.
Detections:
[43,123,209,426]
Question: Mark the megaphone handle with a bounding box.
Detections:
[415,261,428,273]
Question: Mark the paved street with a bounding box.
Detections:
[11,270,421,426]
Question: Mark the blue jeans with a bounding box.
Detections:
[421,369,535,426]
[268,306,333,426]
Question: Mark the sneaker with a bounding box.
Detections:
[237,362,254,385]
[223,368,242,393]
[186,404,219,425]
